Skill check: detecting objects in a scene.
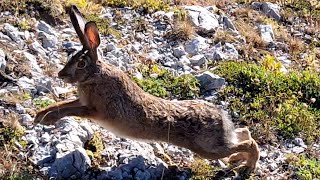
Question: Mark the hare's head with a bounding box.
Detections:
[58,5,101,83]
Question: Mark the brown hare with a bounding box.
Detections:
[34,5,260,174]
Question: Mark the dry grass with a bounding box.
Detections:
[165,19,195,41]
[174,0,231,8]
[288,37,305,54]
[234,19,266,48]
[213,30,237,43]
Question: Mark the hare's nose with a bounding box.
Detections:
[58,70,69,79]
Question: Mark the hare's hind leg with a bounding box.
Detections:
[228,128,253,163]
[227,128,260,172]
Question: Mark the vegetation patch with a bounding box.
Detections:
[190,159,216,180]
[33,98,55,109]
[133,64,200,99]
[287,154,320,180]
[103,0,170,13]
[213,59,320,143]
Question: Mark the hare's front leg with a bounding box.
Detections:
[34,99,96,125]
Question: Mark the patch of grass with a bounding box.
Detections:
[84,132,104,168]
[0,114,40,179]
[190,159,216,180]
[213,60,320,143]
[234,19,266,49]
[33,98,55,109]
[133,64,200,99]
[165,19,195,41]
[287,154,320,180]
[103,0,170,13]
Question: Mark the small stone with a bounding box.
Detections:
[267,162,277,171]
[23,51,42,74]
[189,54,206,66]
[39,31,58,49]
[292,146,305,154]
[41,132,51,143]
[37,21,56,35]
[16,103,26,114]
[29,41,47,56]
[196,71,225,91]
[0,48,6,71]
[20,114,33,126]
[106,43,117,52]
[35,77,52,94]
[222,16,236,31]
[3,23,23,44]
[185,36,209,55]
[173,46,187,58]
[259,25,274,43]
[293,138,306,147]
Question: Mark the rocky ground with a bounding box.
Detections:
[0,0,319,180]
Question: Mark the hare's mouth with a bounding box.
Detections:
[59,76,75,83]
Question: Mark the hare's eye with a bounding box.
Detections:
[77,60,86,69]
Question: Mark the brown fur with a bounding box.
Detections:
[34,5,260,173]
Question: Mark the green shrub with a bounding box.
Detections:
[190,159,216,180]
[133,65,200,99]
[287,154,320,180]
[213,61,320,143]
[103,0,170,13]
[33,99,55,109]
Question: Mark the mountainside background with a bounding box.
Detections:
[0,0,319,179]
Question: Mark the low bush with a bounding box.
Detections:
[213,60,320,143]
[133,65,200,99]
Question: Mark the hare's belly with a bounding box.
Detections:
[92,117,151,141]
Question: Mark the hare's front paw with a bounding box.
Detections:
[34,110,58,125]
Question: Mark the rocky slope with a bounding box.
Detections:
[0,1,319,179]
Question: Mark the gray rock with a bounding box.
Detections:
[261,2,281,21]
[135,170,151,180]
[146,50,161,61]
[0,49,6,71]
[35,77,52,94]
[20,114,33,126]
[267,162,277,171]
[206,42,238,60]
[292,146,305,154]
[185,36,209,55]
[196,71,225,91]
[293,138,306,147]
[39,31,58,49]
[37,21,56,35]
[251,2,281,21]
[3,23,23,44]
[48,148,91,179]
[28,41,47,56]
[40,132,51,143]
[0,32,12,41]
[107,168,123,179]
[106,43,117,52]
[16,104,26,114]
[190,54,206,66]
[17,76,37,94]
[259,25,274,43]
[131,42,143,53]
[222,16,237,31]
[173,46,187,58]
[184,6,219,33]
[23,51,43,74]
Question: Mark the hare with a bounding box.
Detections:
[34,5,260,173]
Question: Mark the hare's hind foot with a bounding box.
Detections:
[226,128,260,173]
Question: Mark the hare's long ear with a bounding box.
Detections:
[69,5,90,49]
[84,22,100,50]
